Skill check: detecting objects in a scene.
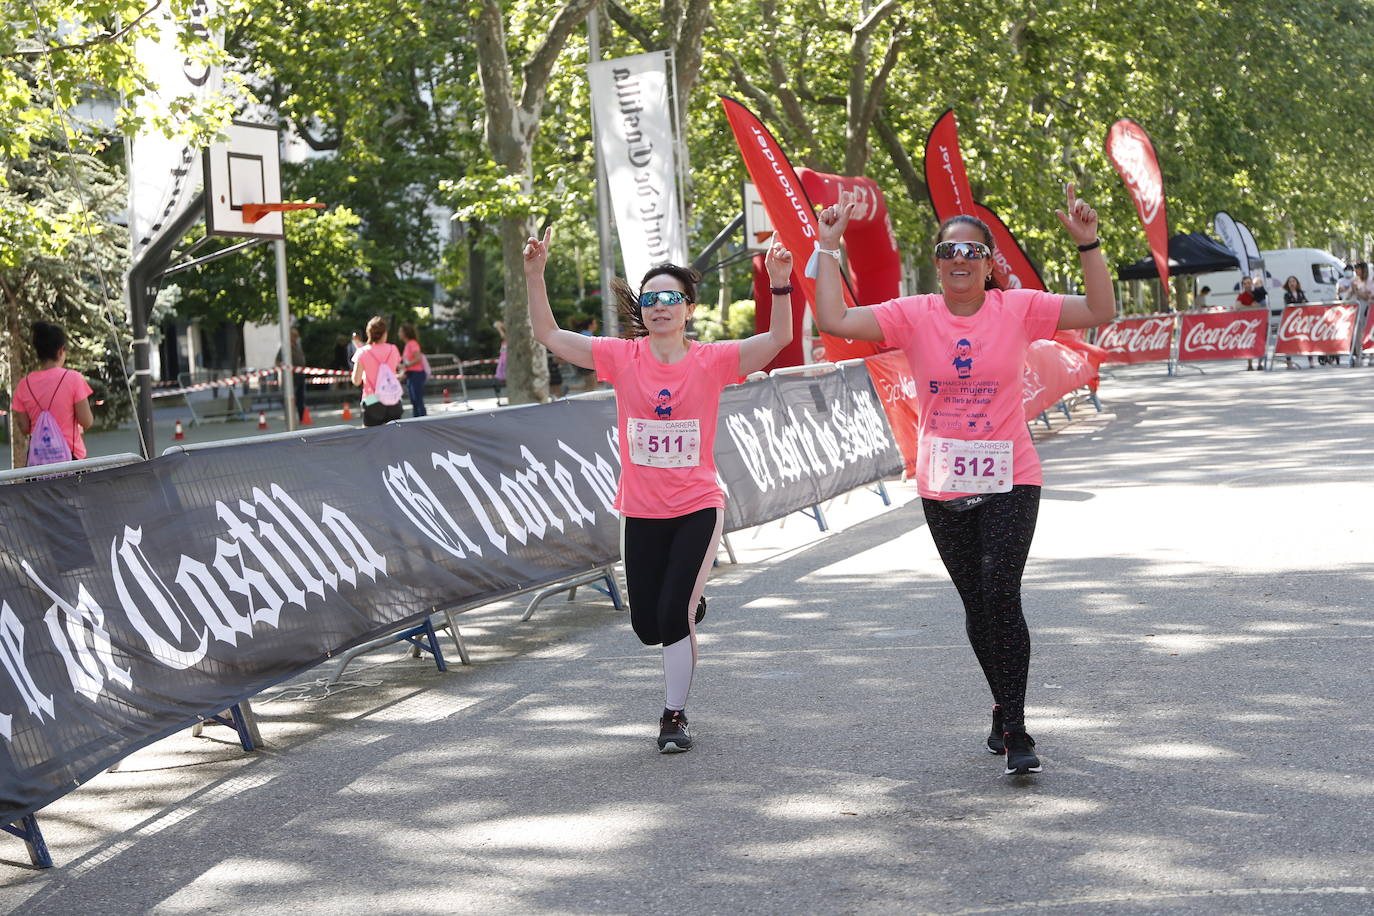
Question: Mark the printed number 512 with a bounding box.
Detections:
[952,456,994,476]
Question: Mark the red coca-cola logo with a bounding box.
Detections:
[1182,318,1261,352]
[1278,305,1355,342]
[1109,126,1163,227]
[1098,317,1173,352]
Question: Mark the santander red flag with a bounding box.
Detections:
[1106,119,1170,305]
[924,109,976,220]
[924,110,1045,291]
[719,96,880,361]
[973,203,1046,291]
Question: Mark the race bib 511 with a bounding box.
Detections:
[629,418,701,468]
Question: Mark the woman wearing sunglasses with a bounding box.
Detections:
[812,184,1115,776]
[524,226,796,753]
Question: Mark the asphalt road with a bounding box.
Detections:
[4,360,1373,915]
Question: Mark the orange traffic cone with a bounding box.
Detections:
[257,410,268,430]
[342,401,353,421]
[174,419,185,440]
[301,406,313,426]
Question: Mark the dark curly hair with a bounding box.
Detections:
[613,263,702,338]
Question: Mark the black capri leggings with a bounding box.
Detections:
[621,508,721,647]
[921,485,1041,730]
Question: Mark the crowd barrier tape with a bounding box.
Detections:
[0,361,902,851]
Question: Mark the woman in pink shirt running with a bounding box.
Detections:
[525,226,795,753]
[12,321,95,464]
[813,184,1115,776]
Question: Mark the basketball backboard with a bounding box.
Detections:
[204,120,283,239]
[742,182,773,252]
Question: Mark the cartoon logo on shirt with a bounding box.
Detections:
[952,338,974,378]
[653,388,673,418]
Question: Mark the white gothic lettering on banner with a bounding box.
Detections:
[588,52,686,283]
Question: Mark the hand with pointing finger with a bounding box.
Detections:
[1055,182,1099,247]
[523,226,553,274]
[816,189,856,249]
[764,232,794,286]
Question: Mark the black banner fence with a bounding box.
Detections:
[1,364,901,826]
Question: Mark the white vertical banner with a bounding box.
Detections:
[1213,211,1248,275]
[587,51,687,285]
[129,0,221,266]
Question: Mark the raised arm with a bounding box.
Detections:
[810,191,884,341]
[738,234,796,375]
[1054,183,1117,330]
[524,226,595,370]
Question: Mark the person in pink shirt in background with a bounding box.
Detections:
[813,184,1115,776]
[12,321,95,464]
[525,224,795,754]
[351,315,403,427]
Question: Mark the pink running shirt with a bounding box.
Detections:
[592,336,742,518]
[352,343,400,397]
[870,288,1063,499]
[12,368,94,460]
[402,338,428,373]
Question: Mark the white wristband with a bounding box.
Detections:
[804,242,842,279]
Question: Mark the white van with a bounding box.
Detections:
[1192,248,1347,308]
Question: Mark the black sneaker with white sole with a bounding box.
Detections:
[1003,730,1041,775]
[987,705,1005,755]
[657,709,692,753]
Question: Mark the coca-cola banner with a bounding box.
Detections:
[1361,305,1374,352]
[1106,119,1170,306]
[0,368,901,825]
[1274,303,1358,356]
[1178,308,1268,361]
[1096,313,1176,364]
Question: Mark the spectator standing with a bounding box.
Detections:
[1350,263,1374,366]
[1235,277,1259,370]
[397,323,429,417]
[11,321,94,465]
[1192,285,1211,311]
[275,326,307,422]
[493,319,508,404]
[1282,276,1313,368]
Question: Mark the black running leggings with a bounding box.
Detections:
[622,508,720,647]
[921,485,1041,731]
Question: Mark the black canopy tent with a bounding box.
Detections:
[1116,232,1241,280]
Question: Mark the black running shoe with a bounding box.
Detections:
[1003,730,1041,775]
[987,705,1005,755]
[657,709,692,753]
[695,595,707,625]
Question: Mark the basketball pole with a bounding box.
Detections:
[274,238,296,431]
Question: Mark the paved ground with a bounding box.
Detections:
[3,361,1373,915]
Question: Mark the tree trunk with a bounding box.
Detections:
[499,215,549,403]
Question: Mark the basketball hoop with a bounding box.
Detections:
[241,202,326,224]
